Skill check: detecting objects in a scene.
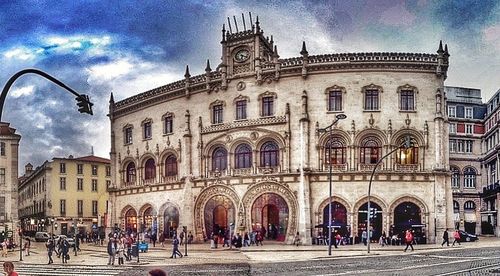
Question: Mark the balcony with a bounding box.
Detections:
[395,164,419,172]
[482,182,500,198]
[322,163,348,172]
[209,169,228,178]
[257,166,280,174]
[358,164,381,172]
[232,168,253,176]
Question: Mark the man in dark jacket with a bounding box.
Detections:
[107,237,117,265]
[441,229,449,246]
[60,238,70,263]
[170,235,183,258]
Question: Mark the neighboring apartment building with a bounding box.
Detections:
[0,122,21,238]
[108,16,453,244]
[445,86,486,235]
[481,89,500,236]
[18,155,111,236]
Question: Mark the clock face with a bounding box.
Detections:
[234,49,250,62]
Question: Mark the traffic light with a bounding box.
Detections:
[76,94,94,115]
[369,208,377,219]
[182,226,187,233]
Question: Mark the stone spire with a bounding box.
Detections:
[184,65,191,78]
[300,41,308,56]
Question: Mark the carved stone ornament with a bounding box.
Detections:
[155,144,160,155]
[118,153,122,164]
[405,114,411,127]
[135,148,139,159]
[369,114,375,127]
[236,81,246,91]
[145,141,149,151]
[127,146,130,156]
[225,135,233,143]
[250,132,259,140]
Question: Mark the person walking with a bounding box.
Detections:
[3,261,19,276]
[60,237,70,264]
[1,240,8,257]
[403,230,414,252]
[452,230,461,246]
[46,239,55,264]
[24,237,31,256]
[179,231,185,246]
[256,231,263,246]
[151,232,157,248]
[243,232,250,247]
[441,229,450,246]
[117,239,125,265]
[107,237,117,265]
[293,232,301,246]
[361,230,367,246]
[159,232,165,247]
[170,235,183,258]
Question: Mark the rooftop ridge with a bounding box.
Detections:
[114,51,441,110]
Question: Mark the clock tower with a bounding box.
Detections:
[219,14,279,83]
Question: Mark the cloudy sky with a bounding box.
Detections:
[1,0,499,172]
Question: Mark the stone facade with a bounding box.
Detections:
[108,18,453,244]
[0,122,21,235]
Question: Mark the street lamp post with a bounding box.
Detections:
[136,216,140,263]
[367,135,412,253]
[183,226,188,257]
[317,113,347,256]
[72,221,77,256]
[19,220,23,261]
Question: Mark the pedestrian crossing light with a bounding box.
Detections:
[76,94,94,115]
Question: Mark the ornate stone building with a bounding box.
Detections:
[445,86,486,235]
[481,89,500,236]
[108,17,453,244]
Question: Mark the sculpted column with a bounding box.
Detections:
[181,110,194,233]
[298,91,312,244]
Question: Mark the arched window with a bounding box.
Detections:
[325,138,346,164]
[463,167,476,188]
[360,137,381,164]
[451,166,460,188]
[126,162,136,183]
[212,147,228,171]
[260,141,279,167]
[144,158,156,180]
[397,138,418,164]
[464,201,476,211]
[165,155,177,177]
[234,144,252,169]
[0,142,5,156]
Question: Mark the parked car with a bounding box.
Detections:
[54,235,76,247]
[458,230,478,242]
[35,232,51,242]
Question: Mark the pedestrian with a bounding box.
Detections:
[441,229,449,246]
[256,231,263,246]
[452,230,461,246]
[107,237,117,265]
[293,232,301,246]
[235,233,243,248]
[243,232,250,247]
[2,261,19,276]
[361,230,367,246]
[46,239,55,264]
[117,239,125,265]
[159,232,165,247]
[250,231,256,246]
[60,237,70,263]
[188,231,194,244]
[179,231,185,246]
[75,235,81,252]
[335,232,342,248]
[379,231,387,247]
[403,230,414,252]
[1,240,8,257]
[151,232,157,248]
[24,237,31,256]
[170,235,183,258]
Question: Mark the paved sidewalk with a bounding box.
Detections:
[2,237,499,267]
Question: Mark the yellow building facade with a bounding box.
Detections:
[18,155,110,236]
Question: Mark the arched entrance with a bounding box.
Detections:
[143,206,154,232]
[251,193,289,241]
[393,202,423,242]
[204,195,235,238]
[163,205,179,238]
[322,202,348,236]
[124,208,137,233]
[358,202,382,241]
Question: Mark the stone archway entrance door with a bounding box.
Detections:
[251,193,289,241]
[358,202,382,242]
[204,195,235,238]
[163,205,179,238]
[393,202,425,243]
[322,201,348,237]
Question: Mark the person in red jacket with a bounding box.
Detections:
[452,230,461,246]
[403,230,414,252]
